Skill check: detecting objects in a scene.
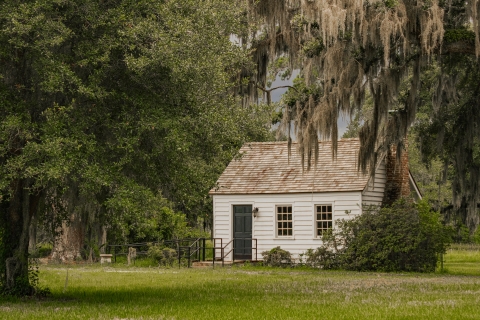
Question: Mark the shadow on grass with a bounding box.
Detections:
[2,266,480,320]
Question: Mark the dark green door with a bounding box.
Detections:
[233,205,252,260]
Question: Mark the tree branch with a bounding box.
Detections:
[255,84,299,105]
[256,84,299,94]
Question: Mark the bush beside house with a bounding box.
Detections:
[269,199,452,272]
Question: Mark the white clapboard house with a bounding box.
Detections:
[208,138,421,261]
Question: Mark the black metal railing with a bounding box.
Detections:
[107,237,256,268]
[177,237,206,268]
[107,238,207,267]
[211,237,258,267]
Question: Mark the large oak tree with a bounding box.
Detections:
[0,0,272,294]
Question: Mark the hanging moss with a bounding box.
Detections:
[246,0,446,168]
[245,0,480,231]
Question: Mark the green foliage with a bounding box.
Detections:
[412,42,480,232]
[342,90,374,139]
[0,259,49,297]
[302,39,324,58]
[454,223,472,243]
[26,259,50,297]
[106,186,205,244]
[29,243,53,259]
[383,0,399,8]
[474,228,480,245]
[283,77,321,108]
[349,199,451,272]
[266,56,291,86]
[408,135,453,211]
[82,240,105,262]
[106,186,167,243]
[0,0,274,294]
[304,246,339,270]
[444,28,475,44]
[147,244,177,267]
[261,246,292,267]
[313,199,452,272]
[291,14,308,32]
[449,220,480,244]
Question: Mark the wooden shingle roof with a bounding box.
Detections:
[209,138,370,195]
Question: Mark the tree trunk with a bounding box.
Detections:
[99,225,107,254]
[0,179,40,295]
[51,212,85,262]
[28,211,38,254]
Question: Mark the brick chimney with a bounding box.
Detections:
[382,142,411,206]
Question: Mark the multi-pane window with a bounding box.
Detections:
[277,206,292,236]
[316,205,332,237]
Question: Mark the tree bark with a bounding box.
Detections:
[51,212,85,262]
[28,211,37,254]
[99,225,107,254]
[1,179,40,295]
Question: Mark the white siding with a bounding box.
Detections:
[361,159,386,206]
[212,191,363,261]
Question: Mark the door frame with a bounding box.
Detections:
[232,204,253,260]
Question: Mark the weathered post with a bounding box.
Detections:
[127,247,136,266]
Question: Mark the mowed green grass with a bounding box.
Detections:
[443,245,480,276]
[0,249,479,320]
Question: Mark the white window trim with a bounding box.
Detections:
[314,204,334,239]
[275,204,293,238]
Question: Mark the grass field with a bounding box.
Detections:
[0,248,479,320]
[442,244,480,276]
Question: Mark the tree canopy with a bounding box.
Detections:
[0,0,274,294]
[244,0,480,230]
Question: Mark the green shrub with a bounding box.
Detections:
[147,244,177,267]
[454,223,472,243]
[304,246,339,270]
[161,248,177,266]
[262,246,292,267]
[473,227,480,245]
[29,243,53,258]
[314,199,452,272]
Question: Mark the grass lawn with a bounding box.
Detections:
[442,244,480,276]
[0,248,479,320]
